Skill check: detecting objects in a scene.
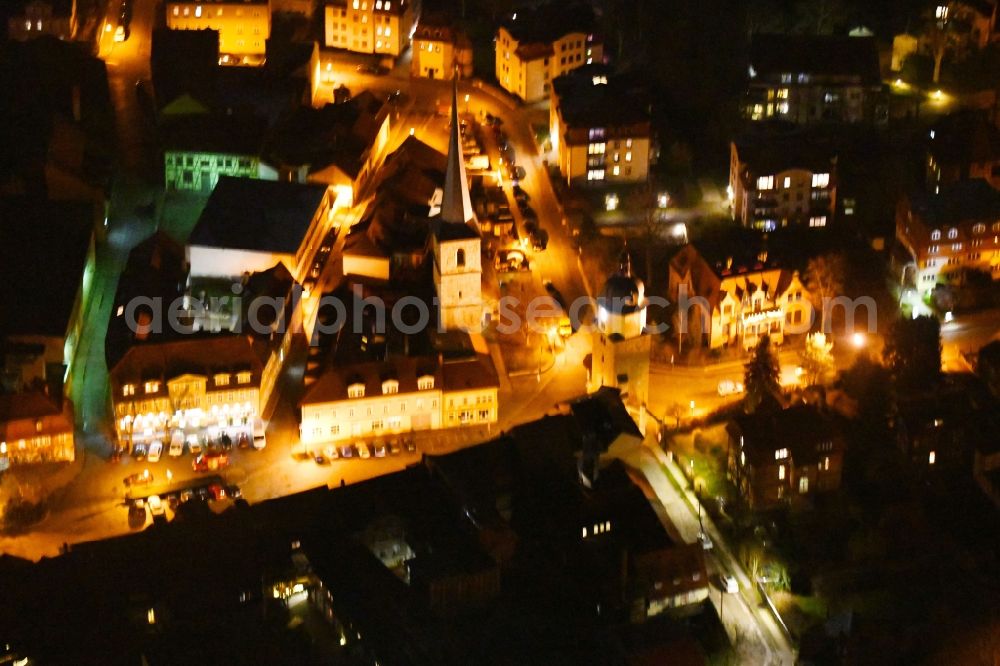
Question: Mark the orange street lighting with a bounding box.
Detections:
[852,332,866,348]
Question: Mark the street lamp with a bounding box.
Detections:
[689,400,696,417]
[851,332,866,349]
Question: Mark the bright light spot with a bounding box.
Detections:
[658,193,669,208]
[105,23,112,32]
[409,127,415,136]
[512,12,517,20]
[930,130,936,139]
[851,332,866,348]
[605,193,619,211]
[464,94,470,102]
[932,89,944,100]
[928,450,936,465]
[146,608,156,624]
[944,311,954,323]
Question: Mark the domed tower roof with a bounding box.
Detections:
[599,249,645,314]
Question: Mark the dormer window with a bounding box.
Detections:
[215,373,230,386]
[237,372,252,384]
[931,229,941,241]
[973,223,986,234]
[348,383,366,399]
[123,384,135,397]
[775,448,789,460]
[948,228,958,239]
[417,375,434,390]
[811,173,830,188]
[144,381,160,394]
[382,379,399,395]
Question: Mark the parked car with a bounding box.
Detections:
[357,443,372,459]
[237,432,250,449]
[404,439,416,453]
[169,432,184,457]
[225,485,243,499]
[147,440,162,463]
[698,531,713,550]
[340,444,356,459]
[147,495,166,522]
[207,484,228,500]
[132,442,147,461]
[252,419,267,449]
[374,442,387,458]
[314,454,330,465]
[124,470,153,487]
[717,379,745,396]
[388,439,401,456]
[324,446,340,460]
[192,453,229,472]
[186,435,202,456]
[722,574,739,594]
[128,500,146,528]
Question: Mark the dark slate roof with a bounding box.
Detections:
[0,199,92,338]
[909,178,1000,226]
[749,35,881,84]
[928,110,1000,166]
[188,177,328,254]
[499,2,599,44]
[160,112,267,155]
[552,64,650,128]
[730,405,838,466]
[734,131,839,175]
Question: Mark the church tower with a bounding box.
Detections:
[589,249,651,425]
[432,75,483,331]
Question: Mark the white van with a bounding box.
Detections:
[252,419,267,450]
[169,431,184,457]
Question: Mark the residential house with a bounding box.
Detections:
[161,113,276,192]
[550,64,653,185]
[730,133,838,230]
[926,110,1000,191]
[727,405,845,509]
[410,13,473,80]
[895,178,1000,293]
[745,35,887,125]
[494,2,604,103]
[323,0,414,59]
[7,0,77,41]
[668,244,812,351]
[165,0,270,66]
[0,391,75,465]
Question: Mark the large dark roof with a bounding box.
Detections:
[730,405,839,466]
[160,112,267,155]
[189,177,328,254]
[0,199,93,338]
[109,333,270,388]
[150,28,218,109]
[749,35,881,83]
[734,131,839,175]
[909,178,1000,226]
[500,2,598,44]
[552,64,650,129]
[928,110,1000,166]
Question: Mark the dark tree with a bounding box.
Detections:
[882,315,941,389]
[978,340,1000,399]
[744,334,782,412]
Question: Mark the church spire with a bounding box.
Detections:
[439,73,475,226]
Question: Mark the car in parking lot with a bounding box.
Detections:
[169,432,184,457]
[237,432,250,449]
[357,442,372,459]
[340,444,356,458]
[147,440,162,463]
[124,470,153,487]
[374,442,387,458]
[404,439,416,453]
[187,435,202,456]
[512,184,528,202]
[356,63,389,75]
[388,439,401,456]
[127,500,147,528]
[147,495,166,522]
[324,445,339,460]
[698,531,713,550]
[721,574,739,594]
[717,379,745,397]
[314,454,330,465]
[192,453,229,472]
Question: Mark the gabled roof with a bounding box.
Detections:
[109,334,270,389]
[301,355,443,405]
[733,132,839,177]
[749,35,881,84]
[189,177,328,254]
[553,64,650,130]
[729,405,840,467]
[499,2,598,45]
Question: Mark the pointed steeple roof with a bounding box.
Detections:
[439,74,475,226]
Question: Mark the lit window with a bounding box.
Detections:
[588,142,606,155]
[123,384,135,397]
[237,372,252,384]
[777,102,789,114]
[215,373,230,386]
[809,216,827,228]
[783,176,791,189]
[172,6,179,15]
[144,381,159,394]
[385,27,391,36]
[778,464,786,480]
[928,450,936,465]
[195,5,201,17]
[587,169,605,181]
[774,448,789,460]
[376,0,382,7]
[948,227,958,239]
[612,165,620,176]
[799,476,809,493]
[376,40,382,48]
[936,5,948,20]
[582,526,588,538]
[348,383,366,398]
[952,243,963,251]
[376,25,382,35]
[362,15,367,23]
[929,245,940,253]
[382,380,399,395]
[811,173,830,188]
[35,420,43,433]
[417,375,434,390]
[931,229,941,241]
[183,6,189,15]
[777,88,788,99]
[147,608,156,625]
[822,456,830,471]
[352,0,359,7]
[973,223,986,234]
[625,151,632,162]
[385,2,390,9]
[757,175,774,190]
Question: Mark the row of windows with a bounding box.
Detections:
[122,372,252,397]
[930,222,1000,241]
[313,398,439,422]
[756,173,830,191]
[171,5,263,18]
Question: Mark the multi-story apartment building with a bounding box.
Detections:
[926,110,1000,192]
[895,178,1000,293]
[165,0,270,65]
[550,65,652,185]
[668,244,813,351]
[744,35,887,125]
[730,135,838,230]
[0,391,75,466]
[410,13,472,79]
[7,0,77,41]
[299,354,498,446]
[494,2,603,103]
[727,405,845,509]
[323,0,413,59]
